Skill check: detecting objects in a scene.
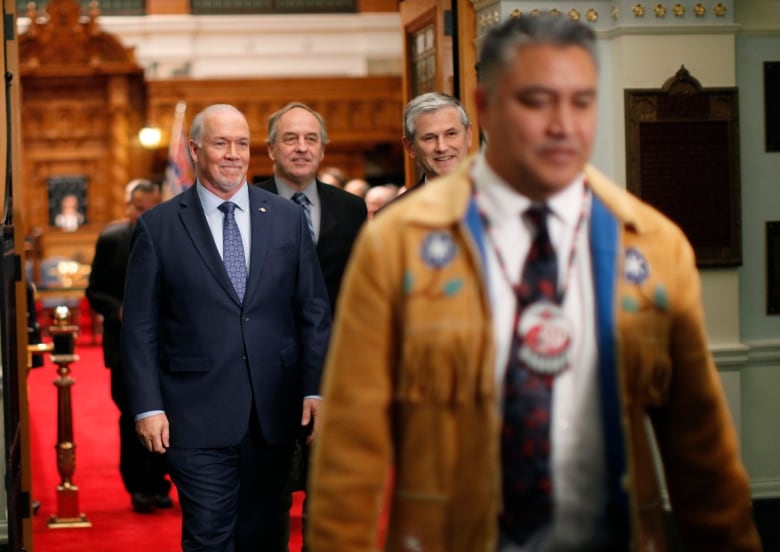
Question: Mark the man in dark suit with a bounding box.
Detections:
[85,179,167,513]
[378,93,472,216]
[121,104,331,551]
[256,102,366,549]
[402,92,472,192]
[257,102,367,314]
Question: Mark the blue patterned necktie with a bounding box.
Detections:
[500,204,558,544]
[291,192,316,243]
[218,202,247,302]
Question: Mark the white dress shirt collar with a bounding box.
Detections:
[196,181,250,215]
[473,152,605,548]
[273,178,319,206]
[472,153,587,231]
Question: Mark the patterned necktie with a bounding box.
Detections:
[218,202,247,302]
[500,205,559,544]
[291,192,316,243]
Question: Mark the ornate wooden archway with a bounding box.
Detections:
[19,0,148,238]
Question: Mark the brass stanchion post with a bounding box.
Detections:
[47,305,91,528]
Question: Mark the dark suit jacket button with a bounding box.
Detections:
[242,315,250,322]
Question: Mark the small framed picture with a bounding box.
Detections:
[767,221,780,314]
[765,62,780,152]
[48,175,88,231]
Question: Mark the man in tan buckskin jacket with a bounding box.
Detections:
[307,15,761,552]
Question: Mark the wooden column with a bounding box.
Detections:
[108,76,131,222]
[457,0,479,151]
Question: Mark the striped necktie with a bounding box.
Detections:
[291,192,316,243]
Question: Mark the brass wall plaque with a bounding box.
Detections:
[625,66,740,267]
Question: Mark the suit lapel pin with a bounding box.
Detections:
[259,207,267,213]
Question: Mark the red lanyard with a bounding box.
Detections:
[475,184,591,307]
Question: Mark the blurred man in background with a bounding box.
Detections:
[318,166,346,188]
[86,179,167,514]
[365,184,398,219]
[344,178,370,199]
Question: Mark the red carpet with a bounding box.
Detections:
[29,339,304,551]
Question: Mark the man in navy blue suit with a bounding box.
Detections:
[121,104,331,551]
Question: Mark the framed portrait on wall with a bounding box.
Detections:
[766,221,780,314]
[47,175,87,231]
[766,62,780,152]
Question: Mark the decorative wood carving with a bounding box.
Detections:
[18,0,406,272]
[19,0,146,242]
[145,77,404,184]
[19,0,141,74]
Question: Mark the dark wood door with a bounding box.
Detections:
[0,226,26,552]
[2,2,29,549]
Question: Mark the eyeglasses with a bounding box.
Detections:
[278,133,322,147]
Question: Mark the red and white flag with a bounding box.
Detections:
[164,101,194,198]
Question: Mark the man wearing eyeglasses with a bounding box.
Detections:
[257,102,367,550]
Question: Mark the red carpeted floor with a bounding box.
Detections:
[28,338,304,551]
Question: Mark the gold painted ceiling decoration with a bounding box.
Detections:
[486,3,730,25]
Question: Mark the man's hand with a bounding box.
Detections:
[301,397,322,444]
[136,413,170,453]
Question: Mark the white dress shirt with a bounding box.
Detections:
[472,153,608,549]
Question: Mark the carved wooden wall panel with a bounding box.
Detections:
[20,74,147,234]
[17,0,406,272]
[145,77,404,183]
[18,0,147,277]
